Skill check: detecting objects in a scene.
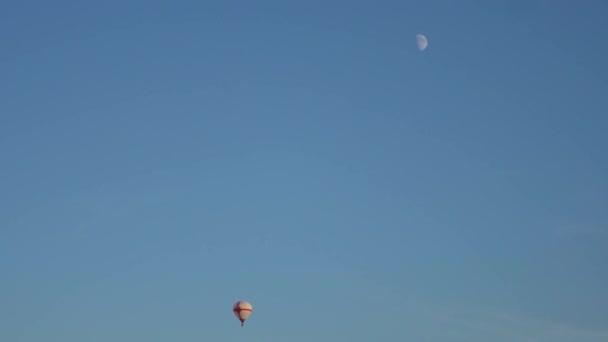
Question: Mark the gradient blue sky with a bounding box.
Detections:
[1,1,607,341]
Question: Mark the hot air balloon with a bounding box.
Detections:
[233,301,253,326]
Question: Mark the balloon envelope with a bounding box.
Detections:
[233,301,253,326]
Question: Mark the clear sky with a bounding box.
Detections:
[1,1,607,341]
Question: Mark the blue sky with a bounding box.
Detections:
[1,1,607,341]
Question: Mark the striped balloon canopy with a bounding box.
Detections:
[233,301,253,326]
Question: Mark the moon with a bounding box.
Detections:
[416,34,428,51]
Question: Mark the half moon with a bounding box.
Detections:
[416,34,428,51]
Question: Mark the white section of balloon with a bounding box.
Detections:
[233,301,253,326]
[416,34,428,51]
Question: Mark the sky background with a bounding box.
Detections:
[1,1,607,341]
